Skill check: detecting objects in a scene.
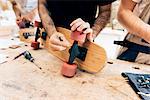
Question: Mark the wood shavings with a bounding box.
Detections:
[9,45,20,49]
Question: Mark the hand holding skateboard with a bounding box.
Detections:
[19,21,107,77]
[49,31,71,51]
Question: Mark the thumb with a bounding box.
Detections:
[87,33,94,42]
[58,35,71,47]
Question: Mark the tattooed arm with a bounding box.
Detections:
[38,0,56,37]
[70,4,111,42]
[10,0,22,17]
[92,4,111,38]
[38,0,70,51]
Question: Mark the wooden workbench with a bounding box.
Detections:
[0,38,150,100]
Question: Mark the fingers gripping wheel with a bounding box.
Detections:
[18,21,26,28]
[18,21,33,28]
[71,31,86,43]
[61,62,77,78]
[31,41,40,50]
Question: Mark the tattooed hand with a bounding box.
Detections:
[70,18,94,42]
[92,4,111,39]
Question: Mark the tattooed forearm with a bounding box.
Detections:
[92,4,111,38]
[38,0,56,37]
[10,0,21,17]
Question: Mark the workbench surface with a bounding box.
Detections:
[0,38,149,100]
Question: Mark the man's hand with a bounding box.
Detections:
[22,14,32,22]
[70,18,94,42]
[16,16,27,28]
[16,16,31,28]
[16,16,23,25]
[49,32,71,51]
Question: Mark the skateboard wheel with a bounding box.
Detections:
[34,21,42,27]
[31,41,40,50]
[61,62,77,78]
[71,31,86,43]
[18,21,26,28]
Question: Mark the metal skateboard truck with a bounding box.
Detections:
[31,21,46,50]
[61,31,87,77]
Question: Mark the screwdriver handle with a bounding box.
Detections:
[23,51,34,62]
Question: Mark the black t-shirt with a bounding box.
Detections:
[46,0,116,28]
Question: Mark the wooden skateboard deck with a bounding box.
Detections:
[41,27,107,73]
[19,27,107,73]
[19,28,36,43]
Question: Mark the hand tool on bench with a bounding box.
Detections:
[13,51,42,70]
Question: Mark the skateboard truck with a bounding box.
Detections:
[23,32,34,39]
[68,41,87,63]
[34,21,47,41]
[31,21,47,49]
[41,32,47,41]
[31,27,40,50]
[31,21,44,50]
[61,31,87,77]
[61,41,79,78]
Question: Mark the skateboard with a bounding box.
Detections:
[19,21,43,49]
[40,27,107,74]
[19,28,35,43]
[19,23,107,76]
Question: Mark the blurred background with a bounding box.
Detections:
[0,0,127,60]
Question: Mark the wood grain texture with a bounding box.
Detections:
[1,44,149,99]
[19,27,107,73]
[41,27,107,73]
[1,26,149,99]
[19,28,35,43]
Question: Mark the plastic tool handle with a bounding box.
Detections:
[23,51,34,62]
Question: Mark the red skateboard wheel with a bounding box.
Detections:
[71,31,86,43]
[61,62,77,78]
[18,21,26,28]
[34,21,42,27]
[31,41,40,50]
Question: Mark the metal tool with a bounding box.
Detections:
[13,51,26,60]
[13,51,42,70]
[23,51,34,62]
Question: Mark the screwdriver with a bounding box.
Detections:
[23,51,42,70]
[13,51,42,70]
[13,51,25,60]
